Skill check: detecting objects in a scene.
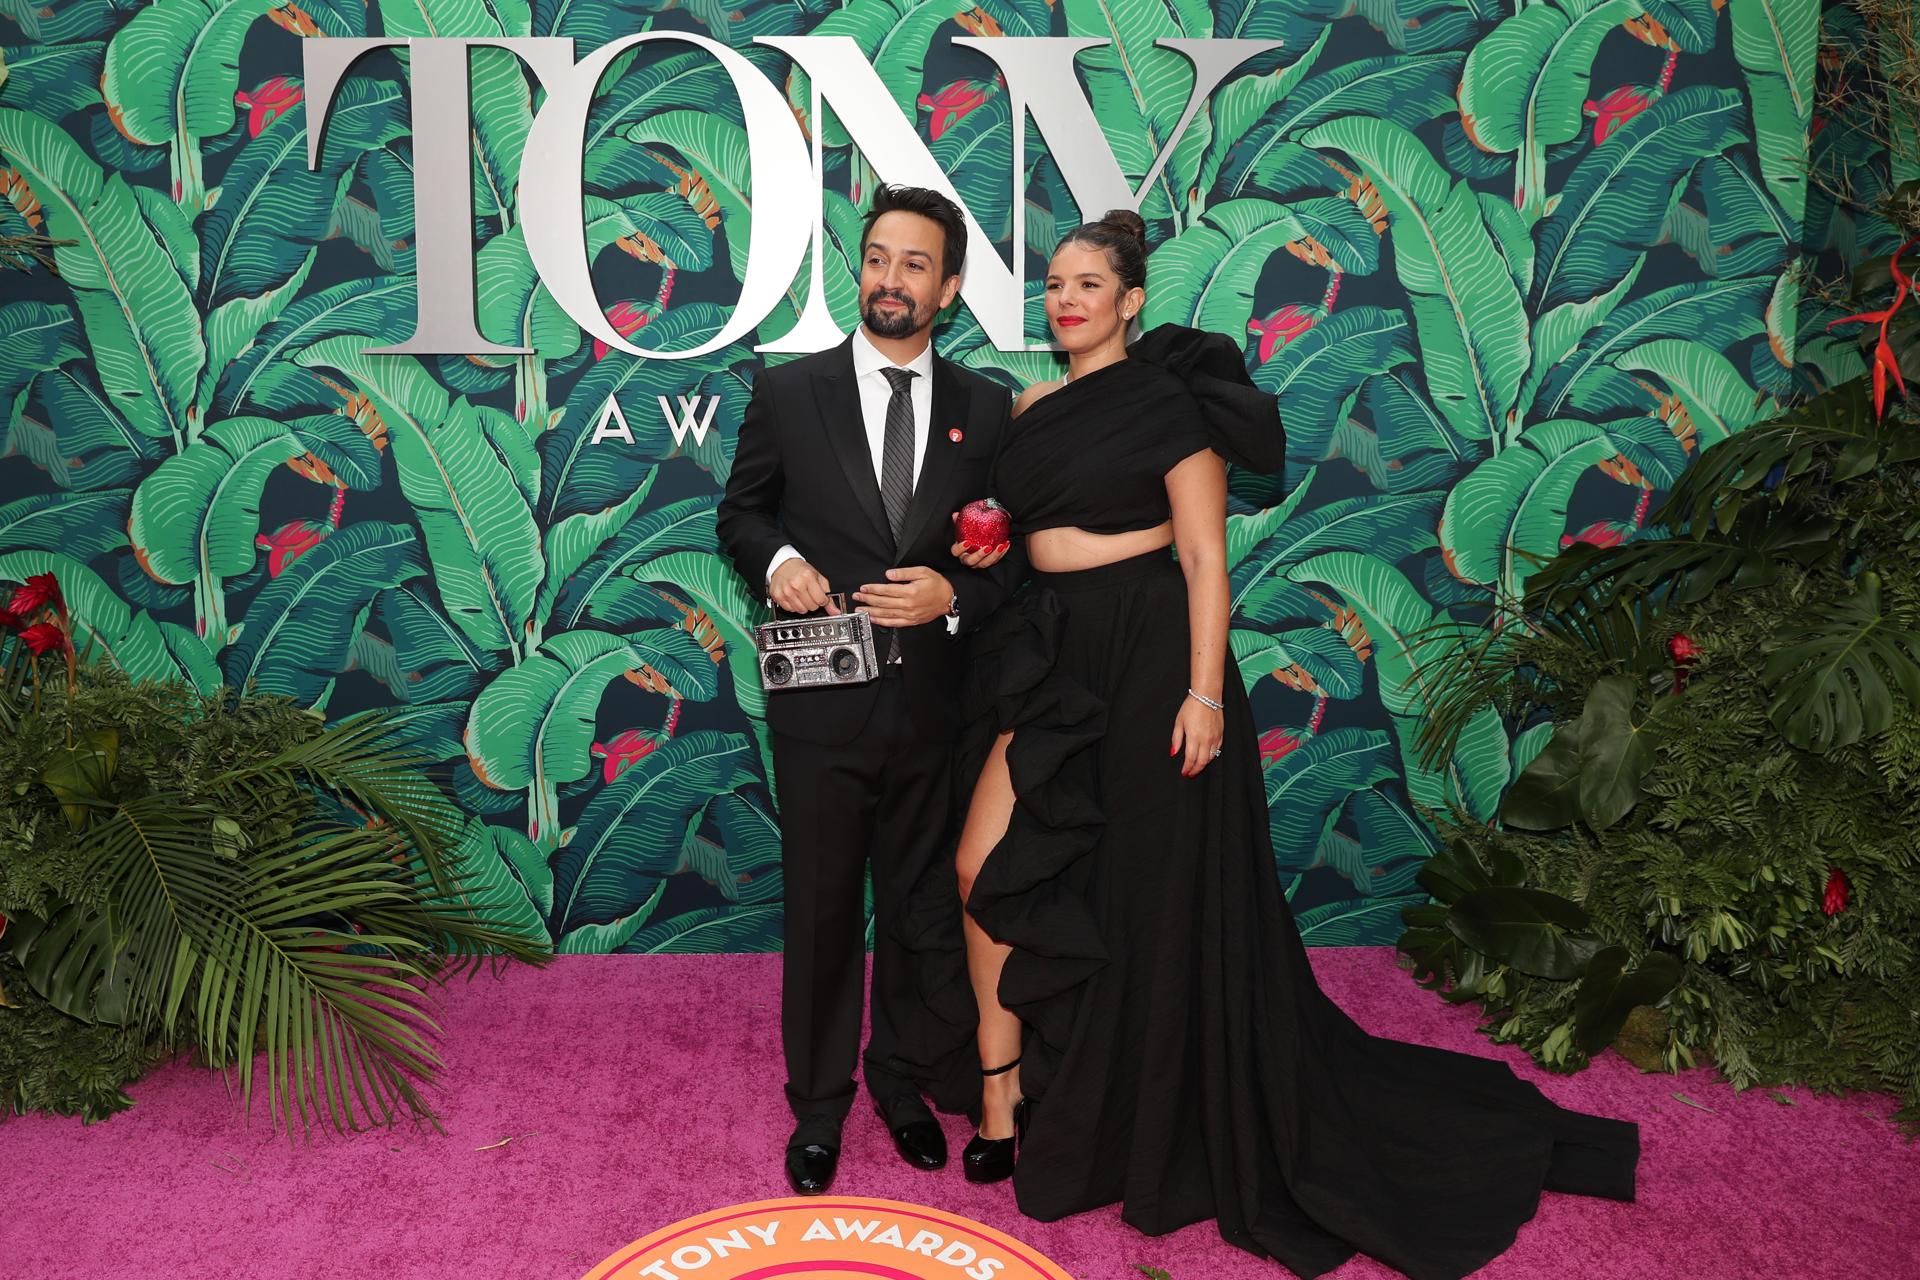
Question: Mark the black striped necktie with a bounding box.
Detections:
[878,366,917,547]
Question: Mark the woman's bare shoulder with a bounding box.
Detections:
[1012,378,1066,420]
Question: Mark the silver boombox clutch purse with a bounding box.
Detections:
[753,593,881,692]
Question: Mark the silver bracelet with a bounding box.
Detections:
[1187,687,1224,712]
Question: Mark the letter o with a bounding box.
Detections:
[521,33,814,360]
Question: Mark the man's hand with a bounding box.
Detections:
[853,566,954,627]
[770,557,836,614]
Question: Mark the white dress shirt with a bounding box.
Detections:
[766,327,959,635]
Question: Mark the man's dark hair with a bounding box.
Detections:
[860,184,966,281]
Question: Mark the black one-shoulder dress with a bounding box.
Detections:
[955,324,1640,1280]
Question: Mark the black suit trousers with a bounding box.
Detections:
[772,663,953,1144]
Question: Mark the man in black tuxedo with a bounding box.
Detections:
[717,185,1022,1195]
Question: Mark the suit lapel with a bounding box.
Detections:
[810,338,894,552]
[894,355,971,557]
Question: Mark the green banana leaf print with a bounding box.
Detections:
[0,0,1834,949]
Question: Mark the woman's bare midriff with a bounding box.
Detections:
[1025,521,1173,573]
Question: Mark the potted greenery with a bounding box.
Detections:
[1398,231,1920,1132]
[1,570,549,1131]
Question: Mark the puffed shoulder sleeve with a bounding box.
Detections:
[1128,323,1286,473]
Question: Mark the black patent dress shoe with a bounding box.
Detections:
[785,1141,839,1195]
[874,1099,947,1170]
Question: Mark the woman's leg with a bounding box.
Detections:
[955,730,1022,1138]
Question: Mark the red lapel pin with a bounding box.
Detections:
[948,428,964,443]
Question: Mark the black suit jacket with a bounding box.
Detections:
[717,335,1026,747]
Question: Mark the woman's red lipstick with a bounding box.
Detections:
[1057,316,1086,326]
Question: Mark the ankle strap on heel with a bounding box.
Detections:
[981,1056,1022,1076]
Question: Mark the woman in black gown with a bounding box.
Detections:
[943,210,1641,1280]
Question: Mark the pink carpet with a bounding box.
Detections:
[3,950,1914,1280]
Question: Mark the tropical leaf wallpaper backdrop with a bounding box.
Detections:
[0,0,1852,953]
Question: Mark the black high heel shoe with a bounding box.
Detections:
[961,1056,1028,1184]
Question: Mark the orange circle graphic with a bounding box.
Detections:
[579,1196,1076,1280]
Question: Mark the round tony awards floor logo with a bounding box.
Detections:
[579,1197,1075,1280]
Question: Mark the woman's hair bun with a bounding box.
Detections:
[1096,208,1148,252]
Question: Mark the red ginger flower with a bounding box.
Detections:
[591,730,660,784]
[1827,238,1916,421]
[9,572,63,617]
[256,520,329,577]
[1258,727,1302,765]
[1584,86,1656,145]
[19,621,67,655]
[1561,520,1629,549]
[1822,868,1849,916]
[235,76,304,138]
[1248,305,1319,364]
[917,79,995,141]
[593,300,654,361]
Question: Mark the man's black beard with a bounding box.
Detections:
[862,291,923,338]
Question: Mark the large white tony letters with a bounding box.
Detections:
[302,33,1283,358]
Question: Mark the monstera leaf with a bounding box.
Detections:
[1502,675,1682,831]
[1304,116,1529,446]
[549,729,757,933]
[0,108,205,445]
[1572,946,1682,1054]
[1456,0,1635,217]
[2,905,134,1024]
[222,521,426,708]
[97,0,281,212]
[1445,886,1600,979]
[1762,572,1920,753]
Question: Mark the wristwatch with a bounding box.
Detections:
[946,592,960,620]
